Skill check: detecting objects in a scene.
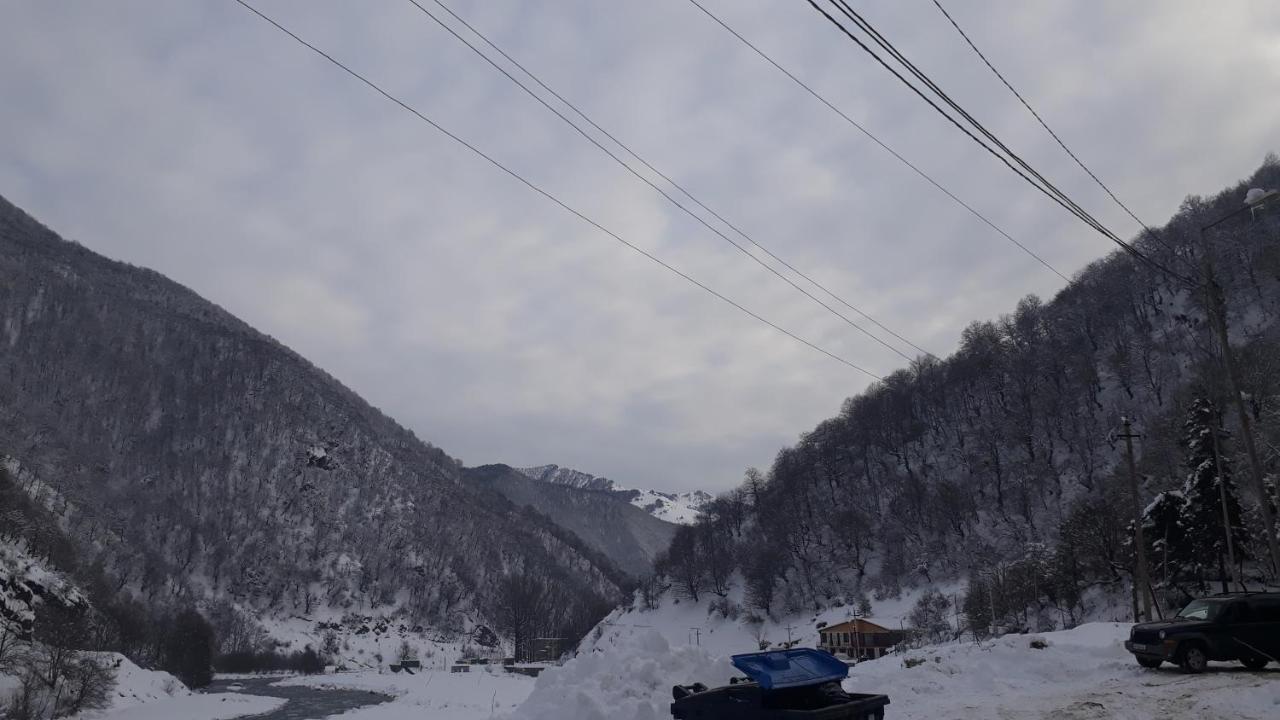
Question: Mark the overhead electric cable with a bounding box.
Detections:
[232,0,882,379]
[808,0,1195,285]
[927,0,1187,263]
[405,0,924,362]
[681,0,1068,283]
[821,0,1191,285]
[818,0,1113,239]
[412,0,934,360]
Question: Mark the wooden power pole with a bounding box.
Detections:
[1117,418,1152,622]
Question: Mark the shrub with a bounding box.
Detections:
[164,609,214,688]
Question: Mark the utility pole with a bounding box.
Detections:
[987,574,997,636]
[1209,409,1240,591]
[1199,209,1280,580]
[852,616,862,661]
[1117,418,1152,622]
[689,628,701,647]
[783,625,795,646]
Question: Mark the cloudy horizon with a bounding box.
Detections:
[3,0,1277,493]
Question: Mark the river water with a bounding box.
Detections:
[205,676,394,720]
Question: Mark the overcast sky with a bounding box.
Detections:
[2,1,1277,493]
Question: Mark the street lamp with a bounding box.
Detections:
[1197,187,1280,579]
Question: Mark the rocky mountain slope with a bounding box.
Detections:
[0,194,629,636]
[516,464,712,525]
[468,465,677,577]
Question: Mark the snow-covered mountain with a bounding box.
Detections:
[0,193,629,642]
[467,464,677,577]
[516,464,712,525]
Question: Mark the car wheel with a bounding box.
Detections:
[1136,657,1162,669]
[1240,656,1268,671]
[1179,644,1208,674]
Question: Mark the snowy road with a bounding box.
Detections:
[205,677,393,720]
[989,665,1280,720]
[842,625,1280,720]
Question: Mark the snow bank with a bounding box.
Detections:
[82,692,285,720]
[94,652,189,710]
[68,654,285,720]
[508,631,736,720]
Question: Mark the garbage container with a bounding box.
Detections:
[670,648,889,720]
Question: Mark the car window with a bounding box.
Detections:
[1247,598,1280,622]
[1221,602,1251,623]
[1176,599,1225,620]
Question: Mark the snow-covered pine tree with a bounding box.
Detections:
[1142,490,1188,589]
[1178,397,1250,590]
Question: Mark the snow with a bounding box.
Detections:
[501,620,1279,720]
[257,615,472,672]
[204,600,1280,720]
[514,464,712,525]
[274,667,536,719]
[79,692,284,720]
[844,622,1280,719]
[1245,187,1270,205]
[66,654,285,720]
[624,488,713,525]
[509,631,735,720]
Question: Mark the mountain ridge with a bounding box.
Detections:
[515,463,712,525]
[0,193,629,640]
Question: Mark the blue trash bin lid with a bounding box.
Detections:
[730,649,849,690]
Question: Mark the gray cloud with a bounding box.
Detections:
[2,0,1277,492]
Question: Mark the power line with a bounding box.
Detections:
[816,0,1113,240]
[406,0,926,362]
[927,0,1187,264]
[809,0,1195,285]
[822,0,1192,287]
[416,0,933,360]
[681,0,1068,283]
[231,0,882,379]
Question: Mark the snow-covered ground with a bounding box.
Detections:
[80,691,284,720]
[68,654,284,720]
[78,613,1272,720]
[845,622,1278,720]
[499,621,1278,720]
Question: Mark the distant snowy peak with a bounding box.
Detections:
[620,488,714,525]
[515,464,712,525]
[516,464,616,492]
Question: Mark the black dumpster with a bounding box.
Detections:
[671,648,889,720]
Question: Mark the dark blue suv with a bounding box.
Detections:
[1124,592,1280,673]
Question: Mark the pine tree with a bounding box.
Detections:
[1178,398,1249,589]
[1142,490,1188,587]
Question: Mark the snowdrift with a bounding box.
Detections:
[503,622,1279,720]
[507,631,736,720]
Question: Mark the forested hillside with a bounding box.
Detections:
[0,194,628,644]
[654,157,1280,629]
[467,465,677,577]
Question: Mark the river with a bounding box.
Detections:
[205,676,394,719]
